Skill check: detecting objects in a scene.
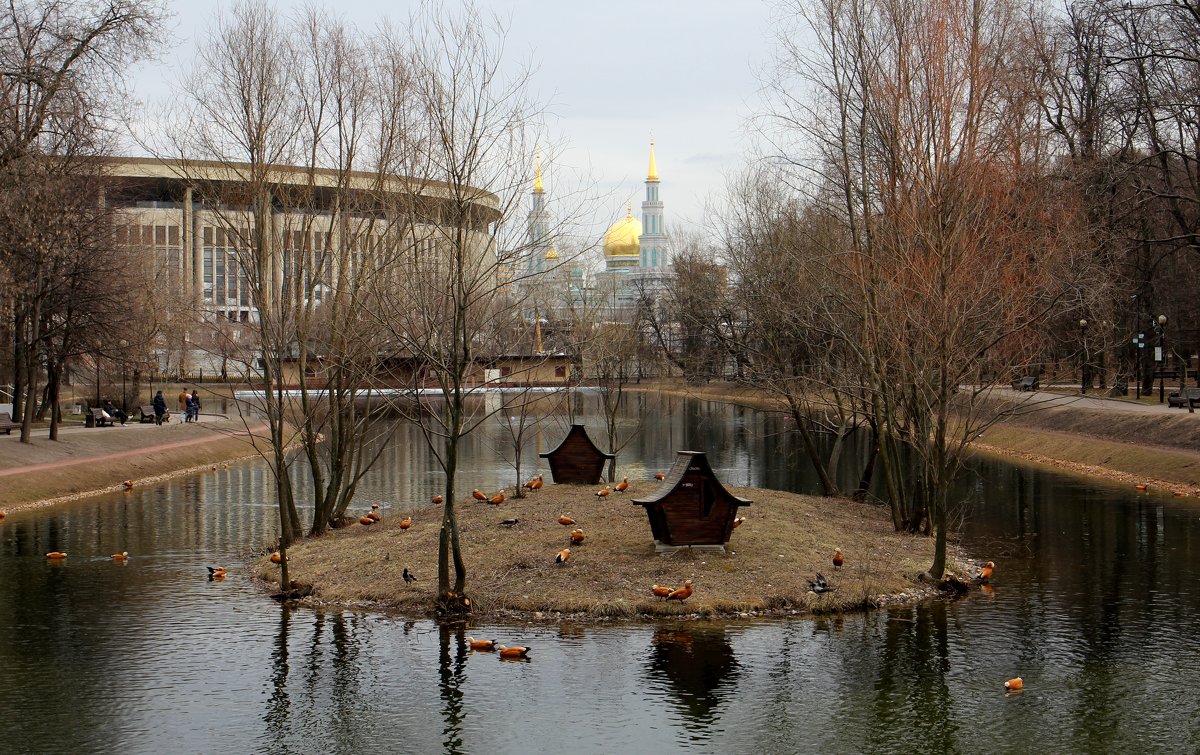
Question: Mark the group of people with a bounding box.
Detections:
[147,389,202,425]
[179,389,202,422]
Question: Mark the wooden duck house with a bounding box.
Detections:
[540,424,615,484]
[632,451,750,551]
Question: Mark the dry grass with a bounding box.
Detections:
[638,382,1200,494]
[258,479,951,620]
[0,420,266,511]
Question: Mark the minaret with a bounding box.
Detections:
[639,134,667,269]
[527,151,549,273]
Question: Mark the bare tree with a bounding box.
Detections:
[158,2,417,593]
[373,1,551,614]
[763,0,1089,578]
[0,0,164,432]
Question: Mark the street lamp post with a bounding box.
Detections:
[119,339,128,411]
[1080,319,1088,394]
[1157,314,1168,404]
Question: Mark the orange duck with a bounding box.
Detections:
[570,528,585,545]
[367,511,381,522]
[595,487,610,498]
[666,579,693,604]
[652,584,674,599]
[615,478,629,493]
[111,551,129,561]
[472,489,487,501]
[978,561,995,583]
[555,548,571,564]
[467,637,496,651]
[270,552,283,564]
[207,566,227,579]
[432,495,444,504]
[359,516,375,526]
[654,473,665,481]
[558,515,576,526]
[833,548,844,568]
[498,645,530,659]
[733,516,746,529]
[399,517,413,530]
[45,551,67,560]
[123,480,134,489]
[1004,677,1023,691]
[489,490,505,505]
[530,475,544,491]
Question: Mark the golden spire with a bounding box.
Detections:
[533,150,544,194]
[647,132,658,181]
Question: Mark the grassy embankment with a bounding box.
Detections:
[257,480,957,619]
[0,417,269,511]
[634,382,1200,494]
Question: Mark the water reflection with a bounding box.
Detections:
[8,393,1200,751]
[645,626,741,738]
[439,624,467,754]
[264,606,292,747]
[866,603,957,752]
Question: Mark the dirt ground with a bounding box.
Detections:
[8,380,1185,620]
[256,480,963,620]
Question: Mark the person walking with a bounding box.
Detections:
[189,389,201,422]
[153,390,167,426]
[178,389,189,412]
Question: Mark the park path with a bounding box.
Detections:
[0,419,267,478]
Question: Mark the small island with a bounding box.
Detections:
[257,479,962,619]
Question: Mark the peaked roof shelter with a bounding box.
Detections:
[539,424,615,484]
[632,451,751,552]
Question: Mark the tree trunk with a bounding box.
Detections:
[46,359,61,441]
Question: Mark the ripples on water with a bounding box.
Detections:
[4,394,1200,752]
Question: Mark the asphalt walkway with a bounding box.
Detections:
[0,413,263,477]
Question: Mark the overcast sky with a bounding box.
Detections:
[128,0,777,240]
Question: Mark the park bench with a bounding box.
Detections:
[1167,387,1200,409]
[87,408,114,427]
[1011,376,1039,392]
[137,404,169,423]
[0,411,19,434]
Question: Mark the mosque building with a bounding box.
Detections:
[597,136,673,307]
[521,137,673,322]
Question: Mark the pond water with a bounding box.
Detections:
[1,391,1198,752]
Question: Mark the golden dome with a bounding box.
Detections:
[603,207,642,257]
[545,244,559,261]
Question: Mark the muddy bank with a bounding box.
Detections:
[630,382,1200,496]
[255,480,973,620]
[0,418,269,512]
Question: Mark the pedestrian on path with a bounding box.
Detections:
[153,391,167,425]
[189,389,201,422]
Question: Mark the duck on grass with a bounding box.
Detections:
[257,479,972,619]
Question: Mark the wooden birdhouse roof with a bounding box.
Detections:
[632,451,751,549]
[539,424,615,484]
[632,451,750,508]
